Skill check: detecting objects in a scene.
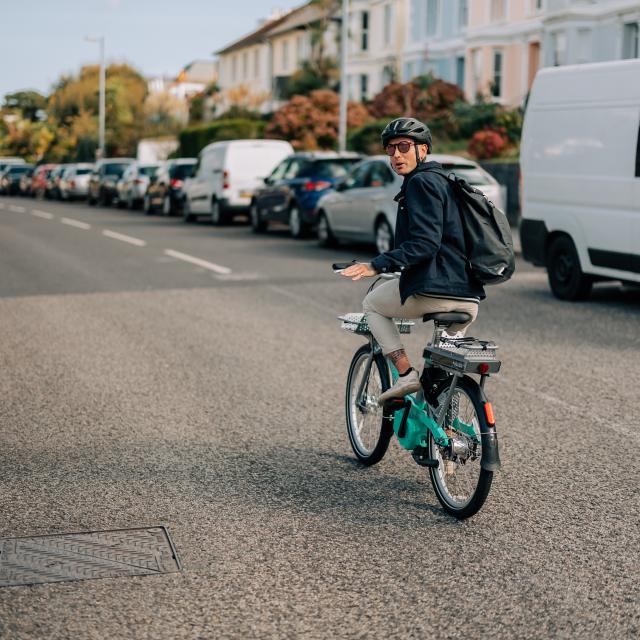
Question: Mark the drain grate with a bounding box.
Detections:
[0,526,181,587]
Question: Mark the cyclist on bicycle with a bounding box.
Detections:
[341,117,485,404]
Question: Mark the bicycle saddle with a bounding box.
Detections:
[422,312,472,325]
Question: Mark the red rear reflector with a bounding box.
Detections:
[223,170,229,190]
[478,363,490,374]
[484,402,495,425]
[170,179,183,188]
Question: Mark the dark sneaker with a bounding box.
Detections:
[378,369,421,405]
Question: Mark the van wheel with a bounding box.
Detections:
[211,200,230,226]
[250,201,266,233]
[546,235,593,301]
[183,199,195,223]
[375,218,393,253]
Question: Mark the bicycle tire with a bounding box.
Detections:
[345,344,394,466]
[427,375,493,519]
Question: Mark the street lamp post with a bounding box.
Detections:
[85,36,106,159]
[338,0,348,152]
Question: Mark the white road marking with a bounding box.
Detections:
[31,209,54,220]
[103,229,147,247]
[61,217,91,230]
[164,249,231,274]
[9,204,26,213]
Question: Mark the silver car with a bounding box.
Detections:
[316,154,506,253]
[59,163,94,200]
[116,162,161,209]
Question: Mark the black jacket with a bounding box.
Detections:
[370,161,486,304]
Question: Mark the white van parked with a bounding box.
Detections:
[520,59,640,300]
[183,139,294,225]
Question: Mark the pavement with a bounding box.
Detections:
[0,197,638,640]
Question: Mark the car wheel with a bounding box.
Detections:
[162,195,172,216]
[317,212,337,248]
[375,218,393,254]
[183,198,195,223]
[546,235,593,301]
[250,201,267,233]
[289,205,308,239]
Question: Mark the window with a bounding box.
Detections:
[367,162,394,187]
[283,41,289,72]
[490,0,506,22]
[458,0,468,29]
[254,49,260,78]
[492,49,503,98]
[426,0,439,37]
[231,56,237,81]
[623,22,639,59]
[268,159,290,183]
[410,0,420,42]
[384,4,392,46]
[361,11,369,51]
[297,35,304,62]
[243,52,248,79]
[360,74,369,100]
[343,163,369,190]
[456,56,465,88]
[577,28,591,64]
[551,31,566,66]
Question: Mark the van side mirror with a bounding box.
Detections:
[263,176,273,185]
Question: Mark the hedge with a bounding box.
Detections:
[178,119,266,157]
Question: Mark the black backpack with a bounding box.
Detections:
[424,167,516,285]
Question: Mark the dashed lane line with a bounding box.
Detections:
[102,229,147,247]
[32,209,55,220]
[61,217,91,230]
[8,204,26,213]
[164,249,231,275]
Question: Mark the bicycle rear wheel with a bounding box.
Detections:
[428,376,493,519]
[345,344,394,465]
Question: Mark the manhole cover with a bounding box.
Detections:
[0,526,181,587]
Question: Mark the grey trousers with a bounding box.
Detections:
[362,279,479,355]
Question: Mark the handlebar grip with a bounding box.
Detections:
[332,261,356,271]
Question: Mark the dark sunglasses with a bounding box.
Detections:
[384,141,416,156]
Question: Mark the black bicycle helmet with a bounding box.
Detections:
[381,117,432,152]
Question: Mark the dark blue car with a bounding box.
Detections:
[249,151,362,238]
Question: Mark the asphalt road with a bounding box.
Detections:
[0,196,638,640]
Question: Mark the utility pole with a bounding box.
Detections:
[85,36,106,159]
[338,0,348,152]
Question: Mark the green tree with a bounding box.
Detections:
[2,91,47,121]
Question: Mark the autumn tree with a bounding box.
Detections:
[265,89,370,150]
[2,91,47,122]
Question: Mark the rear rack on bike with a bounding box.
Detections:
[338,313,414,336]
[423,337,501,375]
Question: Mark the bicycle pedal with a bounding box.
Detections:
[412,449,439,468]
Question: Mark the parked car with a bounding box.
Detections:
[88,158,134,206]
[249,151,362,238]
[0,164,34,195]
[19,167,36,196]
[31,164,58,199]
[0,157,26,175]
[183,139,294,225]
[46,164,70,199]
[315,154,506,252]
[520,59,640,300]
[143,158,197,215]
[59,163,94,200]
[116,161,161,209]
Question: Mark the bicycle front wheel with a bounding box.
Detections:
[345,344,394,466]
[428,376,493,519]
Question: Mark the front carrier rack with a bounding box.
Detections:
[339,313,414,336]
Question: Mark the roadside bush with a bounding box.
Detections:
[453,99,500,139]
[467,127,508,160]
[348,119,388,155]
[178,118,265,157]
[495,108,523,144]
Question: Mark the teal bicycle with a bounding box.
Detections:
[338,276,502,519]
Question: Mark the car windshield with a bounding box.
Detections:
[104,163,129,176]
[442,164,493,186]
[76,168,92,175]
[299,159,358,179]
[10,166,31,174]
[171,164,196,179]
[139,165,160,176]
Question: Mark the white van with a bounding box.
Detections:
[520,59,640,300]
[183,139,294,225]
